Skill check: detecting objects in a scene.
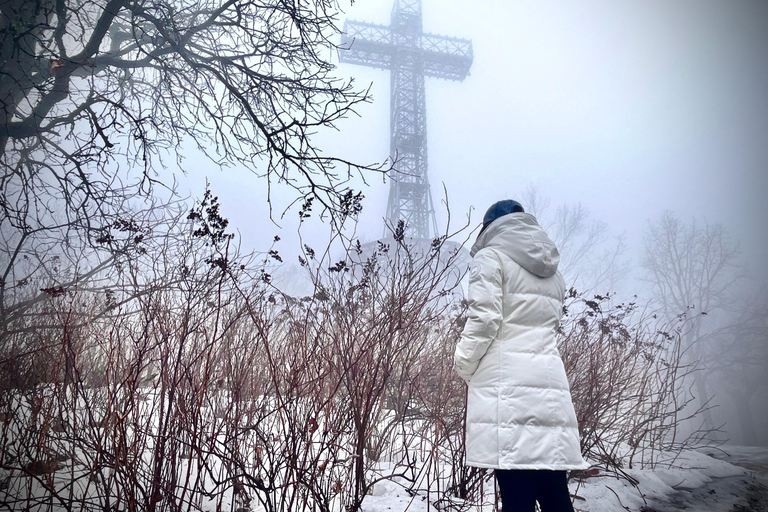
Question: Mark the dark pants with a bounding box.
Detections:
[495,470,574,512]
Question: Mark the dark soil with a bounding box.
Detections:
[729,461,768,512]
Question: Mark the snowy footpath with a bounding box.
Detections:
[360,446,768,512]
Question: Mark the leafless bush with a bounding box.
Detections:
[559,291,713,476]
[0,197,718,512]
[0,190,478,512]
[254,222,473,511]
[0,189,267,511]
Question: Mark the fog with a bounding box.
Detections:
[175,0,768,445]
[4,3,768,509]
[187,0,768,289]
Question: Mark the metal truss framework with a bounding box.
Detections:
[340,0,473,239]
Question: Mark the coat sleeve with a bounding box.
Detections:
[453,249,503,382]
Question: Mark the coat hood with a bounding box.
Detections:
[470,213,560,278]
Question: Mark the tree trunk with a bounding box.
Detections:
[733,392,758,445]
[0,0,54,153]
[685,325,718,437]
[694,373,719,438]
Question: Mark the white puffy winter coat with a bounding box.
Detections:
[453,213,586,470]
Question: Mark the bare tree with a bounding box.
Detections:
[0,0,378,362]
[520,186,629,294]
[1,0,374,209]
[706,287,768,445]
[642,211,743,434]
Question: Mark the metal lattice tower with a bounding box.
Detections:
[340,0,473,239]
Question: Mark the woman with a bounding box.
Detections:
[453,199,586,512]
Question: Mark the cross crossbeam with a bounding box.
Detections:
[341,21,473,81]
[340,0,473,239]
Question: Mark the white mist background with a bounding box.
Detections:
[171,0,768,445]
[181,0,768,291]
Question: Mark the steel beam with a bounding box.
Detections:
[340,0,473,238]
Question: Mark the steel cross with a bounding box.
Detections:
[340,0,473,239]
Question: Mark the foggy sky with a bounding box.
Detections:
[191,0,768,286]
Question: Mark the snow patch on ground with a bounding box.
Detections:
[360,446,768,512]
[700,445,768,466]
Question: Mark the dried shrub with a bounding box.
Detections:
[560,291,710,476]
[0,222,711,512]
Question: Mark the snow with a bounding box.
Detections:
[4,420,766,512]
[358,446,768,512]
[700,445,768,466]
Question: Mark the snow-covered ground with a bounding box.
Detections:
[359,446,768,512]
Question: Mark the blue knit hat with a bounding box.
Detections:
[481,200,524,233]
